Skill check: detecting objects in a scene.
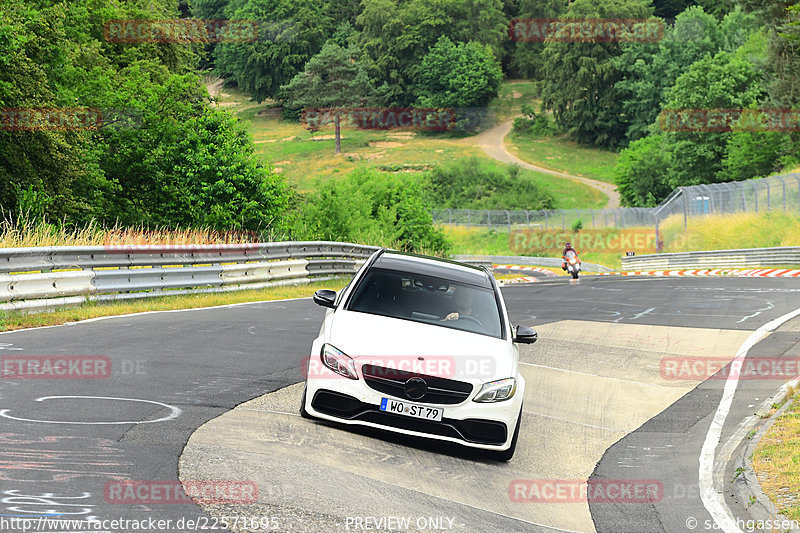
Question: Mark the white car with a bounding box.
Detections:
[301,250,537,461]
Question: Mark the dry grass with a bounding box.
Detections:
[0,216,263,248]
[0,279,348,332]
[753,389,800,520]
[660,211,800,253]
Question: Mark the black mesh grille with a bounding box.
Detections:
[361,364,473,405]
[311,389,507,445]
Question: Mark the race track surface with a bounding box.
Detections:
[1,276,798,532]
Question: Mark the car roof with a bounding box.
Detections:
[371,251,493,288]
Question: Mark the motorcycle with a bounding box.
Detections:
[563,250,581,279]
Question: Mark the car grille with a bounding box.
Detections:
[360,364,473,405]
[311,390,507,445]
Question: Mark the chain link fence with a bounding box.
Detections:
[431,173,800,231]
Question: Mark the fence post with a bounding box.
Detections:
[754,183,759,212]
[766,182,771,210]
[780,177,786,212]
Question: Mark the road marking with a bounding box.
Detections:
[519,362,654,387]
[0,296,312,336]
[525,410,630,432]
[699,305,800,533]
[0,396,181,425]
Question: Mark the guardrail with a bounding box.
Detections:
[621,247,800,270]
[0,242,380,312]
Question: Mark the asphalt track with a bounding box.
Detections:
[1,275,799,532]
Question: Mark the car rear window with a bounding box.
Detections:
[346,268,503,338]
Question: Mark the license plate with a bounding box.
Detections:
[379,398,442,422]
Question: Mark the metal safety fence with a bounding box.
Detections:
[431,173,800,231]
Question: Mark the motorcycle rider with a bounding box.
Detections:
[561,242,579,270]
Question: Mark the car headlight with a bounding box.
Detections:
[473,378,517,402]
[320,344,358,380]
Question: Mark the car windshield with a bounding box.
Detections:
[347,268,503,339]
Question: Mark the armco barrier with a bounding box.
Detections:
[621,247,800,271]
[0,242,380,313]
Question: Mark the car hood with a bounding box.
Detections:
[326,310,515,382]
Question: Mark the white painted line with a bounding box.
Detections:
[519,362,655,387]
[524,410,630,432]
[0,295,312,336]
[699,305,800,533]
[0,395,182,424]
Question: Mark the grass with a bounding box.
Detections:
[659,211,800,252]
[753,387,800,521]
[0,217,265,248]
[216,80,607,207]
[0,279,349,332]
[441,225,626,270]
[488,80,539,120]
[506,130,619,185]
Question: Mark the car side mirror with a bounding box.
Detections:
[513,325,538,344]
[313,289,337,309]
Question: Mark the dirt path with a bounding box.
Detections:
[472,120,621,209]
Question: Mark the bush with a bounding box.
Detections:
[297,168,450,253]
[425,157,554,210]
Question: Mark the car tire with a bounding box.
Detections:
[300,385,313,419]
[489,406,522,462]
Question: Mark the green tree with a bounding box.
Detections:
[660,48,766,187]
[615,134,673,206]
[357,0,506,106]
[281,42,374,153]
[508,0,567,79]
[538,0,655,148]
[413,37,503,108]
[214,0,333,101]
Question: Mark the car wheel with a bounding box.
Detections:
[300,385,313,419]
[489,406,522,462]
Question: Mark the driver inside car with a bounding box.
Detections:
[443,287,476,321]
